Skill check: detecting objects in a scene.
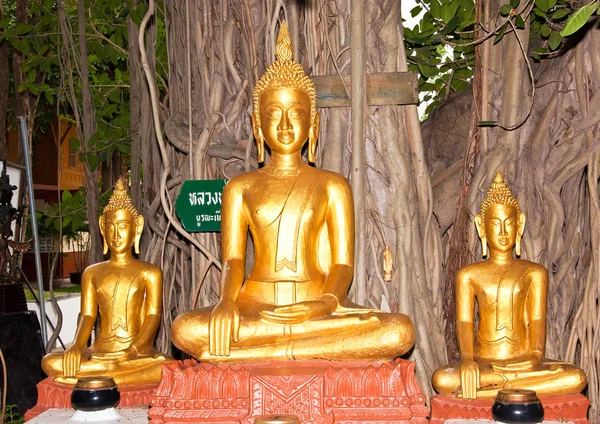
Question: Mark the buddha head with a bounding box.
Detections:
[252,21,319,163]
[99,179,144,255]
[475,171,526,257]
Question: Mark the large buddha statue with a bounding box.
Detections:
[432,172,586,399]
[42,179,171,385]
[171,22,414,363]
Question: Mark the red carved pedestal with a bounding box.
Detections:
[430,394,590,424]
[24,377,158,421]
[149,359,428,424]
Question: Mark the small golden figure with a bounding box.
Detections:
[42,179,171,385]
[171,22,414,362]
[432,172,586,399]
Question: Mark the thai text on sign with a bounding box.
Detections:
[175,180,227,232]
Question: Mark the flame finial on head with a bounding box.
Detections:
[479,171,520,219]
[103,178,140,218]
[275,21,293,61]
[253,20,317,125]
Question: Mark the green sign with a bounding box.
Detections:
[175,180,227,232]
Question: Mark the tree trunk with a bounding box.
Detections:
[77,0,102,265]
[0,2,8,162]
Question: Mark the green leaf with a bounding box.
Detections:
[418,62,432,78]
[535,0,552,13]
[62,189,73,202]
[510,0,520,8]
[514,15,525,29]
[0,17,11,29]
[494,23,508,44]
[541,23,551,37]
[70,136,80,152]
[552,8,570,19]
[500,4,513,16]
[560,2,598,37]
[441,1,461,24]
[87,153,99,172]
[443,15,460,34]
[411,6,423,17]
[27,69,36,83]
[548,31,562,50]
[15,23,34,35]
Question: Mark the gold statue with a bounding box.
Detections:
[432,172,586,399]
[171,22,414,362]
[42,179,171,385]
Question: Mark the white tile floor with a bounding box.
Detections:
[27,408,149,424]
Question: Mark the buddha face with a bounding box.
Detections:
[255,87,314,155]
[100,209,143,255]
[479,203,525,255]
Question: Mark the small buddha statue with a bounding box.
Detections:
[42,179,171,385]
[171,22,414,362]
[432,172,586,399]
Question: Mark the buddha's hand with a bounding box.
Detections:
[260,295,338,324]
[460,360,480,399]
[62,346,83,378]
[490,351,543,372]
[209,300,240,356]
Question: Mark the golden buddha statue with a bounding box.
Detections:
[432,172,586,399]
[171,22,414,362]
[42,179,171,385]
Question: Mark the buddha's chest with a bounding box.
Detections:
[244,174,327,231]
[94,270,145,307]
[476,277,530,309]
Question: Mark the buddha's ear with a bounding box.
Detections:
[134,215,144,255]
[308,112,320,163]
[518,212,526,236]
[515,212,526,257]
[99,216,108,255]
[251,112,265,163]
[474,214,487,257]
[312,111,320,141]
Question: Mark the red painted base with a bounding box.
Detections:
[24,377,158,421]
[149,359,429,424]
[430,394,590,424]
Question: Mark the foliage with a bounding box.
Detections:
[36,186,109,272]
[404,0,600,117]
[0,0,131,171]
[3,405,23,424]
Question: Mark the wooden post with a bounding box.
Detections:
[351,0,367,303]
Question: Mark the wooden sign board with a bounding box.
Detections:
[311,72,419,108]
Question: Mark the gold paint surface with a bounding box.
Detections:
[254,415,300,424]
[171,21,415,363]
[41,180,172,385]
[496,389,539,403]
[432,172,587,399]
[75,376,117,390]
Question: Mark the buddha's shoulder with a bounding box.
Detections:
[315,168,351,189]
[520,259,547,275]
[224,171,263,191]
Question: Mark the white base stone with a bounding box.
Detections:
[27,408,148,424]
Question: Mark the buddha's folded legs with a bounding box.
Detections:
[172,307,414,362]
[433,361,587,399]
[42,351,169,386]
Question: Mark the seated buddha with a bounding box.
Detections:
[42,179,171,385]
[171,22,414,363]
[432,172,586,399]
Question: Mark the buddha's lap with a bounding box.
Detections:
[172,307,413,347]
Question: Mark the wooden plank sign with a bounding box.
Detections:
[311,72,419,108]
